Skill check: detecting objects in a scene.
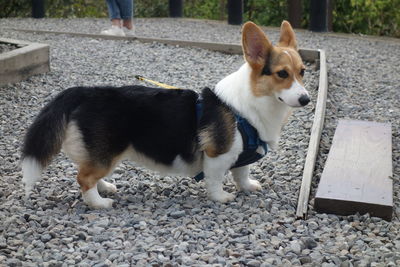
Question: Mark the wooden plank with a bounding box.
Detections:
[314,120,393,221]
[6,28,319,62]
[296,49,327,219]
[137,37,243,54]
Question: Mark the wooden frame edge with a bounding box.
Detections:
[296,49,328,219]
[0,38,50,86]
[5,28,319,61]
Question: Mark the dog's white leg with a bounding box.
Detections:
[203,154,236,203]
[231,165,262,192]
[77,164,114,209]
[97,179,117,194]
[82,185,114,209]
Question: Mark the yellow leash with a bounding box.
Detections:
[135,75,180,89]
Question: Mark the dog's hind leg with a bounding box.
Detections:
[77,163,114,209]
[231,165,262,192]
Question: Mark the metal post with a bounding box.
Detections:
[32,0,45,18]
[309,0,332,32]
[287,0,302,29]
[227,0,243,25]
[169,0,183,18]
[327,0,334,31]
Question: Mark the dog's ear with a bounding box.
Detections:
[278,20,297,49]
[242,21,272,68]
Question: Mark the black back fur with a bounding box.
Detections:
[23,85,200,168]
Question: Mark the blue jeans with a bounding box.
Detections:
[106,0,134,20]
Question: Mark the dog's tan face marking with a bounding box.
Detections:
[242,21,309,106]
[249,47,305,97]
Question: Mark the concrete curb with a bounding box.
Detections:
[0,38,50,86]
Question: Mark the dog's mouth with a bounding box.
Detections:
[276,94,310,108]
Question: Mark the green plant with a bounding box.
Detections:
[184,0,221,20]
[1,0,399,37]
[135,0,168,17]
[334,0,400,37]
[0,0,31,18]
[244,0,288,27]
[47,0,108,18]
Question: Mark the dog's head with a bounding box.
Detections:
[242,21,310,108]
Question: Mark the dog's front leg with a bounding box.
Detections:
[231,165,262,192]
[203,154,236,203]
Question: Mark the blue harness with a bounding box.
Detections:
[194,98,268,181]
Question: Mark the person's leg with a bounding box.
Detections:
[101,0,125,36]
[122,19,133,30]
[106,0,122,27]
[118,0,134,30]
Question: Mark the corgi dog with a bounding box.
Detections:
[21,21,310,209]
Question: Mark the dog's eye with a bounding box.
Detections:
[300,69,305,77]
[277,70,288,79]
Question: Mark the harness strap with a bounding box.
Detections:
[194,99,268,182]
[231,115,268,169]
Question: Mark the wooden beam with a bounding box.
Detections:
[136,37,243,54]
[5,28,319,62]
[296,49,327,219]
[314,120,393,221]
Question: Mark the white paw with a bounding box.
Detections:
[97,180,117,194]
[239,178,262,192]
[209,191,236,203]
[267,141,279,150]
[82,187,114,209]
[88,198,114,209]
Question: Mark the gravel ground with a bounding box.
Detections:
[0,18,399,266]
[0,43,19,54]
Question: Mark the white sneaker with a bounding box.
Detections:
[101,25,126,36]
[123,26,135,36]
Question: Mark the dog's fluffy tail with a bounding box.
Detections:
[21,88,83,196]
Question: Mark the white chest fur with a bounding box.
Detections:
[214,63,291,150]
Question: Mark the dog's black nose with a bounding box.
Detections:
[299,94,310,106]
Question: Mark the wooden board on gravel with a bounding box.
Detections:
[314,119,393,221]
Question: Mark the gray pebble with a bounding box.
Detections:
[41,234,52,242]
[170,210,186,218]
[289,240,303,254]
[246,259,261,267]
[303,237,318,249]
